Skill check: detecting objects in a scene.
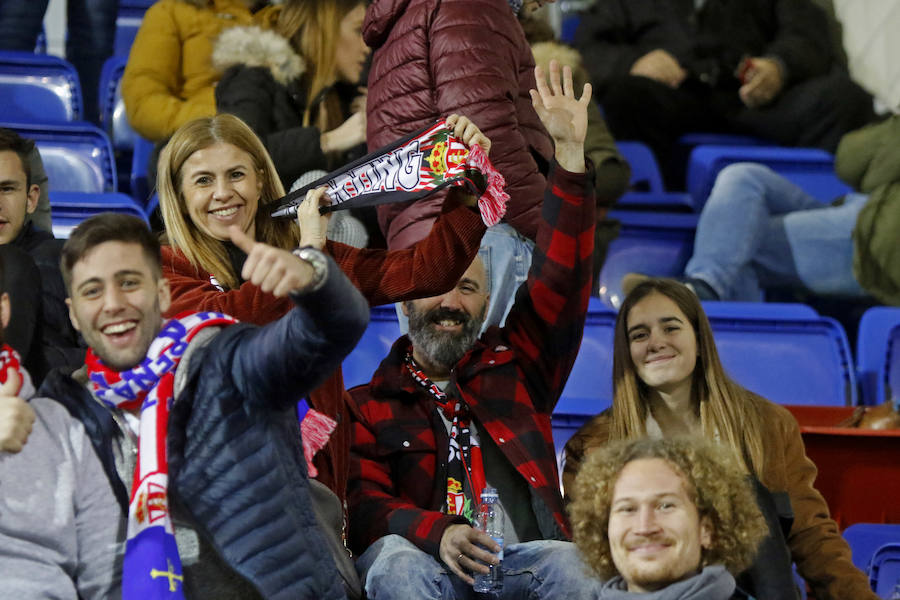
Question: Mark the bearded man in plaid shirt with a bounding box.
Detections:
[347,61,604,599]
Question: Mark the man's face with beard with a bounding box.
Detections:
[403,257,489,377]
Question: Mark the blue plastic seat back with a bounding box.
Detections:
[2,121,117,193]
[115,0,154,56]
[99,56,137,152]
[869,543,900,598]
[686,145,852,211]
[0,50,82,122]
[342,305,402,389]
[558,298,616,418]
[889,326,900,408]
[131,136,155,206]
[703,301,857,406]
[856,307,900,406]
[49,191,148,238]
[617,140,665,193]
[597,210,698,309]
[843,523,900,573]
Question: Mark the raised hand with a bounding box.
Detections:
[530,59,591,172]
[297,187,331,250]
[0,368,34,454]
[229,226,316,297]
[446,114,492,157]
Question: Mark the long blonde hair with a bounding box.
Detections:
[609,278,766,478]
[277,0,364,131]
[157,114,300,289]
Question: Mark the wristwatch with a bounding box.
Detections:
[292,247,328,293]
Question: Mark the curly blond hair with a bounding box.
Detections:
[570,436,767,582]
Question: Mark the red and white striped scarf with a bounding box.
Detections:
[86,311,238,598]
[0,343,33,399]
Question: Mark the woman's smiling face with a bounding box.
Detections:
[626,292,698,397]
[180,142,262,242]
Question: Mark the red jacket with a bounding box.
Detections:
[161,200,485,503]
[347,163,594,557]
[364,0,554,249]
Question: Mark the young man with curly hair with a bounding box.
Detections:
[569,437,768,599]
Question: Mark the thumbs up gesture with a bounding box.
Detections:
[0,367,35,453]
[229,226,317,297]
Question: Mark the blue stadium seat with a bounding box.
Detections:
[844,523,900,573]
[342,305,401,389]
[552,299,617,473]
[99,56,137,153]
[557,298,616,418]
[597,210,698,308]
[1,121,117,193]
[678,133,767,148]
[49,191,148,238]
[131,135,155,206]
[869,543,900,598]
[856,307,900,406]
[115,0,154,57]
[686,145,852,211]
[0,50,82,122]
[615,141,696,211]
[703,301,857,406]
[617,140,664,193]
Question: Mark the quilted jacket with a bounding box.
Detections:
[363,0,554,249]
[39,253,368,599]
[347,163,595,557]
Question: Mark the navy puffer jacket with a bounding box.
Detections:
[40,254,368,599]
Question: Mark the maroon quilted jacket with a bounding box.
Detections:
[347,163,594,557]
[364,0,554,249]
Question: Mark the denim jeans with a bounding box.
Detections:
[357,534,603,600]
[0,0,117,124]
[685,163,869,301]
[396,222,534,333]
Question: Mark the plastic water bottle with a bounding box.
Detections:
[473,486,505,593]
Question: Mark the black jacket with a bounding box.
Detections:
[213,25,362,188]
[574,0,833,95]
[7,222,84,382]
[39,254,369,600]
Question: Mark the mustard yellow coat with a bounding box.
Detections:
[122,0,280,142]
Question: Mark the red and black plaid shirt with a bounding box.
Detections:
[348,162,595,558]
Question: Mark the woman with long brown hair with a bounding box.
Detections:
[563,278,876,600]
[212,0,370,189]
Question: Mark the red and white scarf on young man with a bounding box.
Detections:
[0,344,34,400]
[405,351,486,523]
[86,311,237,600]
[271,118,509,227]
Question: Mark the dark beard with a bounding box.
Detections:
[407,305,485,372]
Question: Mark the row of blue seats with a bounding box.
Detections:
[0,47,854,211]
[343,300,900,418]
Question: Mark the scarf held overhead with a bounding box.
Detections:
[271,119,509,227]
[86,311,239,600]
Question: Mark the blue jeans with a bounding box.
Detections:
[686,163,869,301]
[396,222,534,333]
[0,0,117,124]
[357,534,603,600]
